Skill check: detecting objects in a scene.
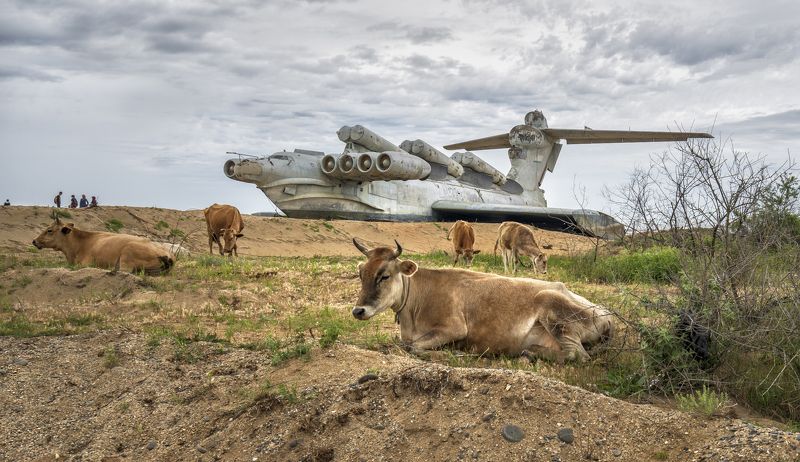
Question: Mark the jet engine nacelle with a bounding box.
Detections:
[451,151,507,185]
[401,139,464,178]
[321,151,431,181]
[338,125,402,153]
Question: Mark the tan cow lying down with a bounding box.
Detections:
[33,217,174,275]
[351,239,613,362]
[446,220,480,266]
[204,203,244,256]
[494,221,548,274]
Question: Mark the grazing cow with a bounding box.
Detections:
[32,217,173,275]
[446,220,480,266]
[204,204,244,256]
[494,221,548,274]
[351,239,613,362]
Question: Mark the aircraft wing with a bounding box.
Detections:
[443,129,712,150]
[542,129,713,145]
[431,201,624,239]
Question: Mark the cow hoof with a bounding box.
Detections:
[520,350,537,364]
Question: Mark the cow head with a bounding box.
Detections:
[461,249,480,266]
[351,238,418,320]
[33,217,75,251]
[219,228,243,255]
[534,253,548,274]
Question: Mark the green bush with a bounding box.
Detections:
[552,246,680,283]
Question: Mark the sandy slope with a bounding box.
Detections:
[0,205,597,258]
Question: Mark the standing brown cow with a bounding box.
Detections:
[494,221,547,274]
[446,220,480,266]
[32,217,173,275]
[204,204,244,256]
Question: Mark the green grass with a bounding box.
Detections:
[676,385,730,417]
[0,313,104,337]
[54,210,72,219]
[104,218,124,233]
[103,346,120,368]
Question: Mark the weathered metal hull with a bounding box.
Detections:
[228,151,621,238]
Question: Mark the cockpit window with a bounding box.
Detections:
[269,154,290,161]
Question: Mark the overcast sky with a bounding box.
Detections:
[1,0,798,216]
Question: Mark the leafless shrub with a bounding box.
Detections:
[607,137,800,420]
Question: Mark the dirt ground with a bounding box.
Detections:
[1,206,799,462]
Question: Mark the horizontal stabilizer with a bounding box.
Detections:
[444,129,713,150]
[443,133,509,151]
[542,129,713,145]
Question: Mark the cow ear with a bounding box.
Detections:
[473,250,481,254]
[236,233,244,238]
[61,226,72,235]
[398,260,418,276]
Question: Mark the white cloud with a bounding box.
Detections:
[0,0,797,215]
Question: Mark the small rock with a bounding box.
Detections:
[357,373,378,384]
[501,424,524,443]
[197,445,207,453]
[557,428,574,444]
[612,448,622,457]
[288,439,301,449]
[481,411,495,422]
[146,440,156,451]
[13,358,28,366]
[479,386,490,395]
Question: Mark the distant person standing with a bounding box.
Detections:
[79,194,89,208]
[3,199,9,206]
[89,196,98,208]
[54,191,63,208]
[69,195,78,208]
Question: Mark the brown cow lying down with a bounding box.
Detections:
[351,239,613,362]
[33,217,174,275]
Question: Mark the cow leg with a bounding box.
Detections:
[453,251,460,266]
[408,325,467,353]
[208,235,214,254]
[521,324,565,364]
[501,248,509,273]
[535,289,593,363]
[510,249,517,274]
[558,330,591,362]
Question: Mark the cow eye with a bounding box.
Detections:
[378,274,390,283]
[47,230,53,234]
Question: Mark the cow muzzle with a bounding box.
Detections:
[351,306,374,320]
[32,240,42,249]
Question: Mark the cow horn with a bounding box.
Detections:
[353,238,370,256]
[393,240,403,258]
